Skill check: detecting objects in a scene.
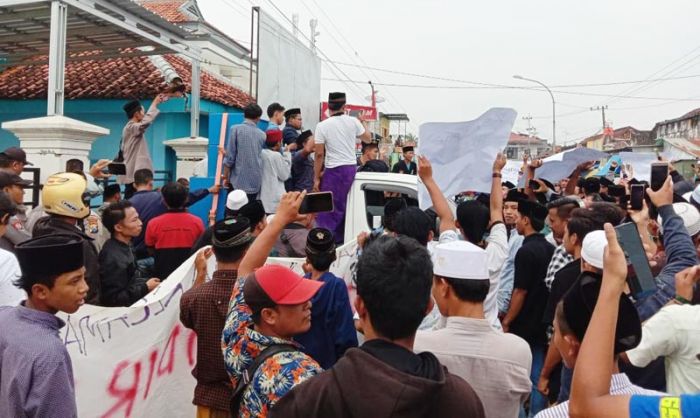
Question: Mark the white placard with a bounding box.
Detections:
[417,108,517,208]
[619,152,657,182]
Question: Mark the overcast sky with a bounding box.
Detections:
[198,0,700,144]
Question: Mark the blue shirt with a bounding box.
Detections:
[497,229,524,314]
[0,304,77,418]
[635,205,699,321]
[295,272,358,369]
[630,395,700,417]
[223,120,266,194]
[282,125,300,146]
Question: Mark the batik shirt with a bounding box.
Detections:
[222,279,322,418]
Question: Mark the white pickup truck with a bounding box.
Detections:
[342,172,419,243]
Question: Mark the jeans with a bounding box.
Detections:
[557,364,573,403]
[528,344,548,417]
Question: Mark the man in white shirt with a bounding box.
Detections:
[415,240,532,418]
[313,92,371,243]
[0,192,24,306]
[625,264,700,395]
[260,130,293,214]
[417,153,508,331]
[535,230,661,418]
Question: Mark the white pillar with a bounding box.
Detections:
[2,115,109,183]
[47,1,68,115]
[190,60,201,138]
[163,136,208,179]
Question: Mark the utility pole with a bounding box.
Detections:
[522,114,537,156]
[590,105,608,131]
[591,105,609,148]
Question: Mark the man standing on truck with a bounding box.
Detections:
[391,145,417,175]
[313,92,372,243]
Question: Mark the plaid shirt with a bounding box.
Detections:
[223,120,266,194]
[544,245,573,290]
[222,278,322,417]
[180,270,238,412]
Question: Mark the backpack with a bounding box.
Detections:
[230,344,297,415]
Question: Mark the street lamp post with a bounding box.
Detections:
[514,75,556,150]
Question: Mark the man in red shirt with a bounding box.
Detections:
[145,182,204,279]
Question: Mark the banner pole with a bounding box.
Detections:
[209,113,228,226]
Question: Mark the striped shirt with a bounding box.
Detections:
[223,120,266,194]
[534,373,664,418]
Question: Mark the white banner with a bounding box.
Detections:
[59,241,359,418]
[417,108,517,208]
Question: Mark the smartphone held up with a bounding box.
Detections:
[299,192,334,214]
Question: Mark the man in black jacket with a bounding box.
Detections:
[32,172,102,305]
[99,201,160,306]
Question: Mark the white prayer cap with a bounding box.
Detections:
[658,202,700,237]
[432,240,488,280]
[692,184,700,206]
[226,190,248,211]
[581,230,606,270]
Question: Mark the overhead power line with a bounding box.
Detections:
[320,77,700,101]
[326,60,700,90]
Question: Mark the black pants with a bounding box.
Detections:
[124,183,136,199]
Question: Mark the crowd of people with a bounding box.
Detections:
[0,91,699,418]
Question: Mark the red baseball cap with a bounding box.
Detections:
[245,264,324,306]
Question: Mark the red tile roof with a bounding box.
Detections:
[508,132,546,145]
[0,53,253,108]
[164,55,254,107]
[138,1,193,23]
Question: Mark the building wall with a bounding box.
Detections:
[506,143,548,159]
[585,138,604,150]
[656,117,700,141]
[0,98,241,180]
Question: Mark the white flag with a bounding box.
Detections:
[418,108,517,209]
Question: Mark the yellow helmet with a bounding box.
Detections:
[42,172,90,219]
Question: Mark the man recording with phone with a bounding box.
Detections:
[632,176,698,321]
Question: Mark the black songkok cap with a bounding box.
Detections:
[402,146,414,153]
[238,200,266,227]
[212,217,254,248]
[284,108,301,119]
[295,130,313,148]
[16,234,84,277]
[306,227,335,254]
[505,189,528,203]
[516,199,548,222]
[562,272,642,354]
[328,92,346,102]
